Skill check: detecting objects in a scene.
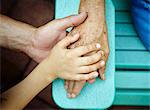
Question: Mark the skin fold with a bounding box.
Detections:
[65,0,110,98]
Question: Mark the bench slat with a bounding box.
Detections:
[115,71,150,89]
[112,0,130,11]
[116,51,150,69]
[116,11,132,23]
[116,23,137,36]
[116,36,146,50]
[113,89,150,106]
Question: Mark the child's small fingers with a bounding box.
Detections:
[71,43,101,56]
[79,60,105,73]
[74,71,99,80]
[58,33,79,48]
[78,51,102,66]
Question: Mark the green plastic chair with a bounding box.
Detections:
[52,0,115,109]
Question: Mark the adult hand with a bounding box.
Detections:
[65,22,110,98]
[26,12,87,62]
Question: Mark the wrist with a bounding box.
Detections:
[22,27,37,55]
[39,57,57,82]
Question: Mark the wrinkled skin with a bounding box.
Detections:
[64,0,110,98]
[65,21,109,98]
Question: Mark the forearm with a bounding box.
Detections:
[69,0,105,48]
[1,59,56,110]
[79,0,105,21]
[0,14,36,52]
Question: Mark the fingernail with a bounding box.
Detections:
[98,51,101,54]
[67,93,71,98]
[100,60,105,66]
[93,73,98,78]
[71,93,76,98]
[96,43,101,49]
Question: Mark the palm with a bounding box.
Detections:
[30,27,67,62]
[27,12,87,63]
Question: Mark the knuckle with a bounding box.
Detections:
[96,54,101,61]
[75,76,82,81]
[81,67,89,73]
[85,67,90,73]
[80,75,87,80]
[87,57,94,64]
[85,45,92,52]
[97,62,101,68]
[92,65,98,71]
[74,76,79,81]
[68,17,75,27]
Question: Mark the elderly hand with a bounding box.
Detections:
[65,22,110,98]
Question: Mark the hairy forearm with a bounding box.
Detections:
[1,59,56,110]
[0,14,36,52]
[80,0,105,21]
[69,0,105,48]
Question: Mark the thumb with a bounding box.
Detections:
[54,12,88,30]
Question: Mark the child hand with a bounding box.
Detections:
[46,33,103,80]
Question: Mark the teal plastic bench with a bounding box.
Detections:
[113,0,150,106]
[52,0,115,109]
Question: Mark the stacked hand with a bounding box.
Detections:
[64,21,110,98]
[43,33,104,81]
[26,12,88,62]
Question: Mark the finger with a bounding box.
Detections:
[79,60,105,73]
[99,67,106,80]
[58,33,79,48]
[71,43,101,56]
[64,80,69,90]
[54,12,87,30]
[74,71,99,81]
[67,81,75,98]
[78,51,103,66]
[71,81,86,98]
[98,31,109,80]
[87,78,96,84]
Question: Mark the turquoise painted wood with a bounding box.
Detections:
[115,71,150,89]
[116,51,150,69]
[112,0,131,11]
[116,24,137,36]
[52,0,115,109]
[116,37,146,50]
[114,89,150,106]
[116,12,132,23]
[113,0,150,106]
